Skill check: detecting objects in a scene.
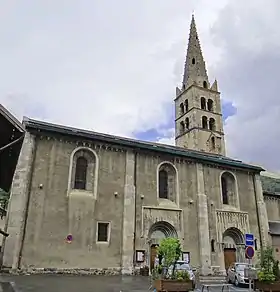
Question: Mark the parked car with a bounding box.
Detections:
[227,262,255,286]
[167,261,196,287]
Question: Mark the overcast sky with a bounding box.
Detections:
[0,0,279,172]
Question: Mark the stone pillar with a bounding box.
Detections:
[254,174,270,247]
[2,132,36,269]
[121,151,136,275]
[217,244,226,274]
[196,163,211,275]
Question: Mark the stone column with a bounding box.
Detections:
[196,163,211,275]
[254,174,270,247]
[121,151,136,275]
[2,132,36,269]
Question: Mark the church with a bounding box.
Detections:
[0,15,270,275]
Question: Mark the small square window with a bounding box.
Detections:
[97,222,109,242]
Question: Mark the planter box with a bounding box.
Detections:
[255,280,280,292]
[154,279,194,292]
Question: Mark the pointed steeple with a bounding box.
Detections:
[182,15,209,89]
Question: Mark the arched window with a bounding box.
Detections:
[185,117,189,129]
[211,137,215,149]
[192,58,195,65]
[202,116,208,129]
[158,163,177,202]
[221,172,237,206]
[185,99,189,112]
[180,103,184,115]
[74,157,88,190]
[180,121,185,134]
[211,239,215,252]
[209,118,216,131]
[159,170,168,199]
[203,81,208,88]
[221,176,228,205]
[201,97,206,110]
[207,99,213,111]
[70,148,98,194]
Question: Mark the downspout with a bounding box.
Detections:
[133,151,137,270]
[252,173,263,250]
[17,135,38,269]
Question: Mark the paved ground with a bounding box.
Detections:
[0,274,253,292]
[0,275,151,292]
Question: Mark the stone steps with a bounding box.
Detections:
[199,276,227,284]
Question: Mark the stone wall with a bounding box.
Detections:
[18,135,126,269]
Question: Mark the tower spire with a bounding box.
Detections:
[182,15,209,89]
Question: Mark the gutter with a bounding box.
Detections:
[24,119,264,172]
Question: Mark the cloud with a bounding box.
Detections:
[1,0,278,171]
[0,0,227,136]
[211,0,280,171]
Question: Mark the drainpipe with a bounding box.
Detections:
[252,173,263,250]
[133,151,138,270]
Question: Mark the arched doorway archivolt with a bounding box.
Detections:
[148,221,178,242]
[223,227,244,248]
[223,227,244,270]
[148,221,178,271]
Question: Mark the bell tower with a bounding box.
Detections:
[175,15,226,155]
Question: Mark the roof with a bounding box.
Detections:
[261,174,280,195]
[0,104,24,133]
[23,117,264,172]
[0,104,25,192]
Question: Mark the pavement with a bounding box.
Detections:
[0,274,254,292]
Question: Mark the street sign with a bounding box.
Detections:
[245,246,255,259]
[245,233,254,246]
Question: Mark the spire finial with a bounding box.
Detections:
[182,15,209,89]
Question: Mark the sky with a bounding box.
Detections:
[0,0,279,171]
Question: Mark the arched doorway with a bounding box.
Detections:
[223,228,244,270]
[148,221,178,271]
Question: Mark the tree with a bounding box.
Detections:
[157,237,182,279]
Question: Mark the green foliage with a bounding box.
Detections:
[157,237,182,279]
[273,260,280,281]
[257,246,279,283]
[175,270,190,281]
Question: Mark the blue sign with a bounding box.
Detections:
[245,233,254,246]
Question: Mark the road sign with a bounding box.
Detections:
[245,246,255,259]
[245,233,254,246]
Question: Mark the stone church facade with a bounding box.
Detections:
[2,16,270,275]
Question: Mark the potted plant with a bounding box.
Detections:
[255,246,280,292]
[152,238,194,292]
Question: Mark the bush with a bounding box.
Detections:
[257,246,279,283]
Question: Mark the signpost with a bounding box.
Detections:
[245,233,255,292]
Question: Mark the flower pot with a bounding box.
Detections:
[255,280,280,292]
[154,279,194,292]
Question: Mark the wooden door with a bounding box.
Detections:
[150,245,158,271]
[224,248,236,271]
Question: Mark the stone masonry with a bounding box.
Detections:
[2,15,270,276]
